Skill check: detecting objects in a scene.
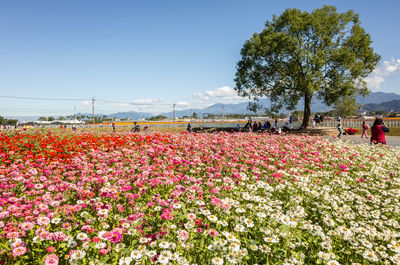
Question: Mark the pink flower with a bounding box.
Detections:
[19,222,34,231]
[339,163,348,172]
[187,213,196,221]
[47,246,55,253]
[44,254,59,265]
[11,246,28,257]
[37,216,50,226]
[160,211,173,220]
[178,230,189,241]
[108,232,121,244]
[208,229,219,237]
[52,232,67,241]
[99,248,108,255]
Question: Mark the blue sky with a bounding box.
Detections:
[1,0,400,117]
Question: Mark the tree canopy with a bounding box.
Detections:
[234,5,380,127]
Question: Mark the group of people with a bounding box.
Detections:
[312,114,324,127]
[240,119,281,134]
[111,122,148,133]
[363,118,390,145]
[337,117,390,145]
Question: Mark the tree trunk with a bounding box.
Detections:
[301,93,312,128]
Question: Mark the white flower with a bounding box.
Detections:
[67,240,77,248]
[76,232,88,241]
[119,257,133,265]
[51,217,61,224]
[95,242,107,249]
[159,241,170,249]
[318,251,330,261]
[208,215,218,222]
[146,250,157,257]
[363,250,379,262]
[172,203,182,209]
[211,257,224,265]
[234,224,245,233]
[243,218,254,228]
[130,250,142,260]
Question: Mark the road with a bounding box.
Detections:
[329,135,400,147]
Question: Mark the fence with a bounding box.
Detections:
[3,118,400,130]
[323,119,400,128]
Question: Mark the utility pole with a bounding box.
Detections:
[222,104,224,120]
[91,97,96,124]
[172,103,176,121]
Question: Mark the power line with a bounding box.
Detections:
[0,96,89,101]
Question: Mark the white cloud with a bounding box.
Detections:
[192,92,203,98]
[192,86,245,103]
[114,103,131,108]
[366,58,400,90]
[81,100,91,107]
[175,101,190,107]
[132,98,164,105]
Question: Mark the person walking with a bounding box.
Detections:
[361,121,369,139]
[370,118,389,145]
[337,117,342,138]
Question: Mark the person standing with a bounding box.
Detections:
[320,114,324,127]
[187,123,192,133]
[112,123,116,132]
[370,118,389,145]
[337,117,342,138]
[361,121,368,139]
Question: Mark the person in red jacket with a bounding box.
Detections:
[370,118,389,145]
[361,121,369,139]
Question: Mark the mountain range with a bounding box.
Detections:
[157,91,400,118]
[364,99,400,112]
[98,92,400,120]
[6,92,400,121]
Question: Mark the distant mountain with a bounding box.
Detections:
[356,92,400,105]
[160,102,256,118]
[364,99,400,112]
[107,111,153,120]
[6,92,399,121]
[156,92,395,118]
[4,116,41,122]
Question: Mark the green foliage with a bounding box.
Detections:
[48,116,55,121]
[147,115,168,121]
[334,94,360,117]
[235,5,380,127]
[0,116,18,126]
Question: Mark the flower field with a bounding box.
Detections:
[0,131,400,265]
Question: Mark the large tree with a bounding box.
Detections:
[234,5,380,127]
